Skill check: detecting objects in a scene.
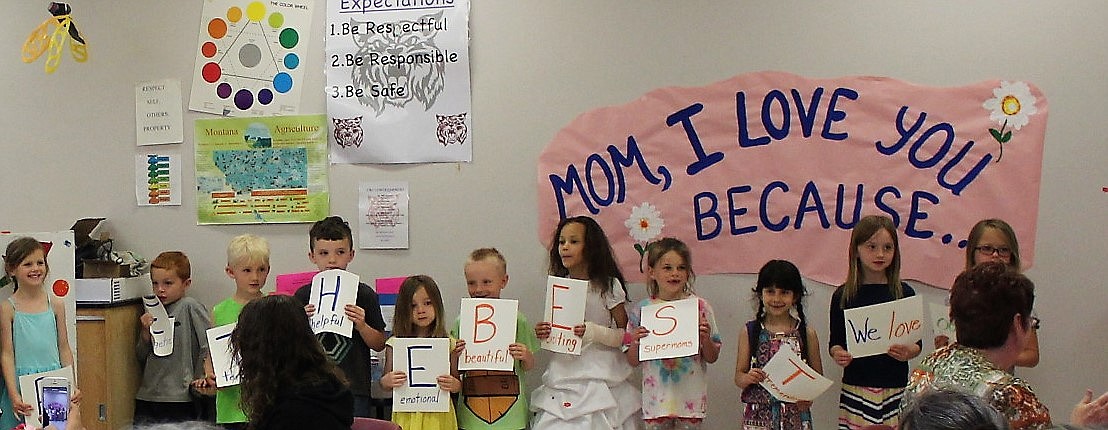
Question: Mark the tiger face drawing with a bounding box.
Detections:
[436,113,467,146]
[332,116,363,149]
[350,12,446,116]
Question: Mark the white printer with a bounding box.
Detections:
[73,277,146,304]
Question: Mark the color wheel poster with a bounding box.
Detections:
[324,0,472,164]
[190,0,314,116]
[194,115,329,224]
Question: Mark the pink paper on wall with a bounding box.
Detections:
[537,71,1047,289]
[275,271,318,296]
[375,276,407,295]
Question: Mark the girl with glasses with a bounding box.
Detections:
[934,219,1039,370]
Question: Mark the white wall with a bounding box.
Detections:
[2,2,1106,429]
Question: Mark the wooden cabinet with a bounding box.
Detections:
[76,301,141,430]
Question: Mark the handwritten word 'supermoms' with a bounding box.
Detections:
[639,298,699,361]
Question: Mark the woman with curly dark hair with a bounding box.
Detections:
[230,294,352,430]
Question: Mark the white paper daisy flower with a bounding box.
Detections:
[625,203,664,243]
[983,81,1038,131]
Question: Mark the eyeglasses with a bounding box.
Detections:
[974,245,1012,257]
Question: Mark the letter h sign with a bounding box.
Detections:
[310,269,360,338]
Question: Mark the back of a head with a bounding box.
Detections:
[950,262,1034,349]
[233,294,326,375]
[899,389,1010,430]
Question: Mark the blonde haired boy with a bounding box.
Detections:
[199,234,270,429]
[451,248,538,430]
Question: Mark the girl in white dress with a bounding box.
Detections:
[532,216,641,430]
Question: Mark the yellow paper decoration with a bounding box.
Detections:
[22,13,88,74]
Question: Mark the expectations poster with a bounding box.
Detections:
[195,114,329,224]
[324,0,472,164]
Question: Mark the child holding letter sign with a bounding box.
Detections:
[828,216,921,429]
[735,260,822,430]
[0,238,79,430]
[294,216,387,418]
[532,216,640,430]
[625,238,721,430]
[201,234,270,429]
[380,275,461,430]
[450,248,538,430]
[135,251,213,424]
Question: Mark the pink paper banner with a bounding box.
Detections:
[537,71,1046,289]
[375,276,407,295]
[275,271,318,296]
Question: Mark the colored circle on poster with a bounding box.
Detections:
[202,62,221,83]
[52,280,69,297]
[246,2,266,22]
[201,41,218,58]
[227,6,243,23]
[258,88,274,105]
[269,13,284,28]
[239,44,262,68]
[235,89,254,110]
[273,72,293,93]
[279,28,298,49]
[208,18,227,38]
[283,53,299,69]
[217,83,233,98]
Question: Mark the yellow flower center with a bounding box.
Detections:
[1001,95,1021,116]
[639,218,650,229]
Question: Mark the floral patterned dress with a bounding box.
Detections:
[741,321,813,430]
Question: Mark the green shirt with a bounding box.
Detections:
[451,312,539,430]
[213,297,248,424]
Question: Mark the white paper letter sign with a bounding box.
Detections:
[144,294,175,356]
[639,298,699,360]
[844,295,924,358]
[392,337,450,412]
[927,302,957,344]
[309,269,360,337]
[758,347,832,402]
[459,298,517,371]
[206,324,239,387]
[541,276,588,355]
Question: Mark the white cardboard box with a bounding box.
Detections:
[74,277,146,304]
